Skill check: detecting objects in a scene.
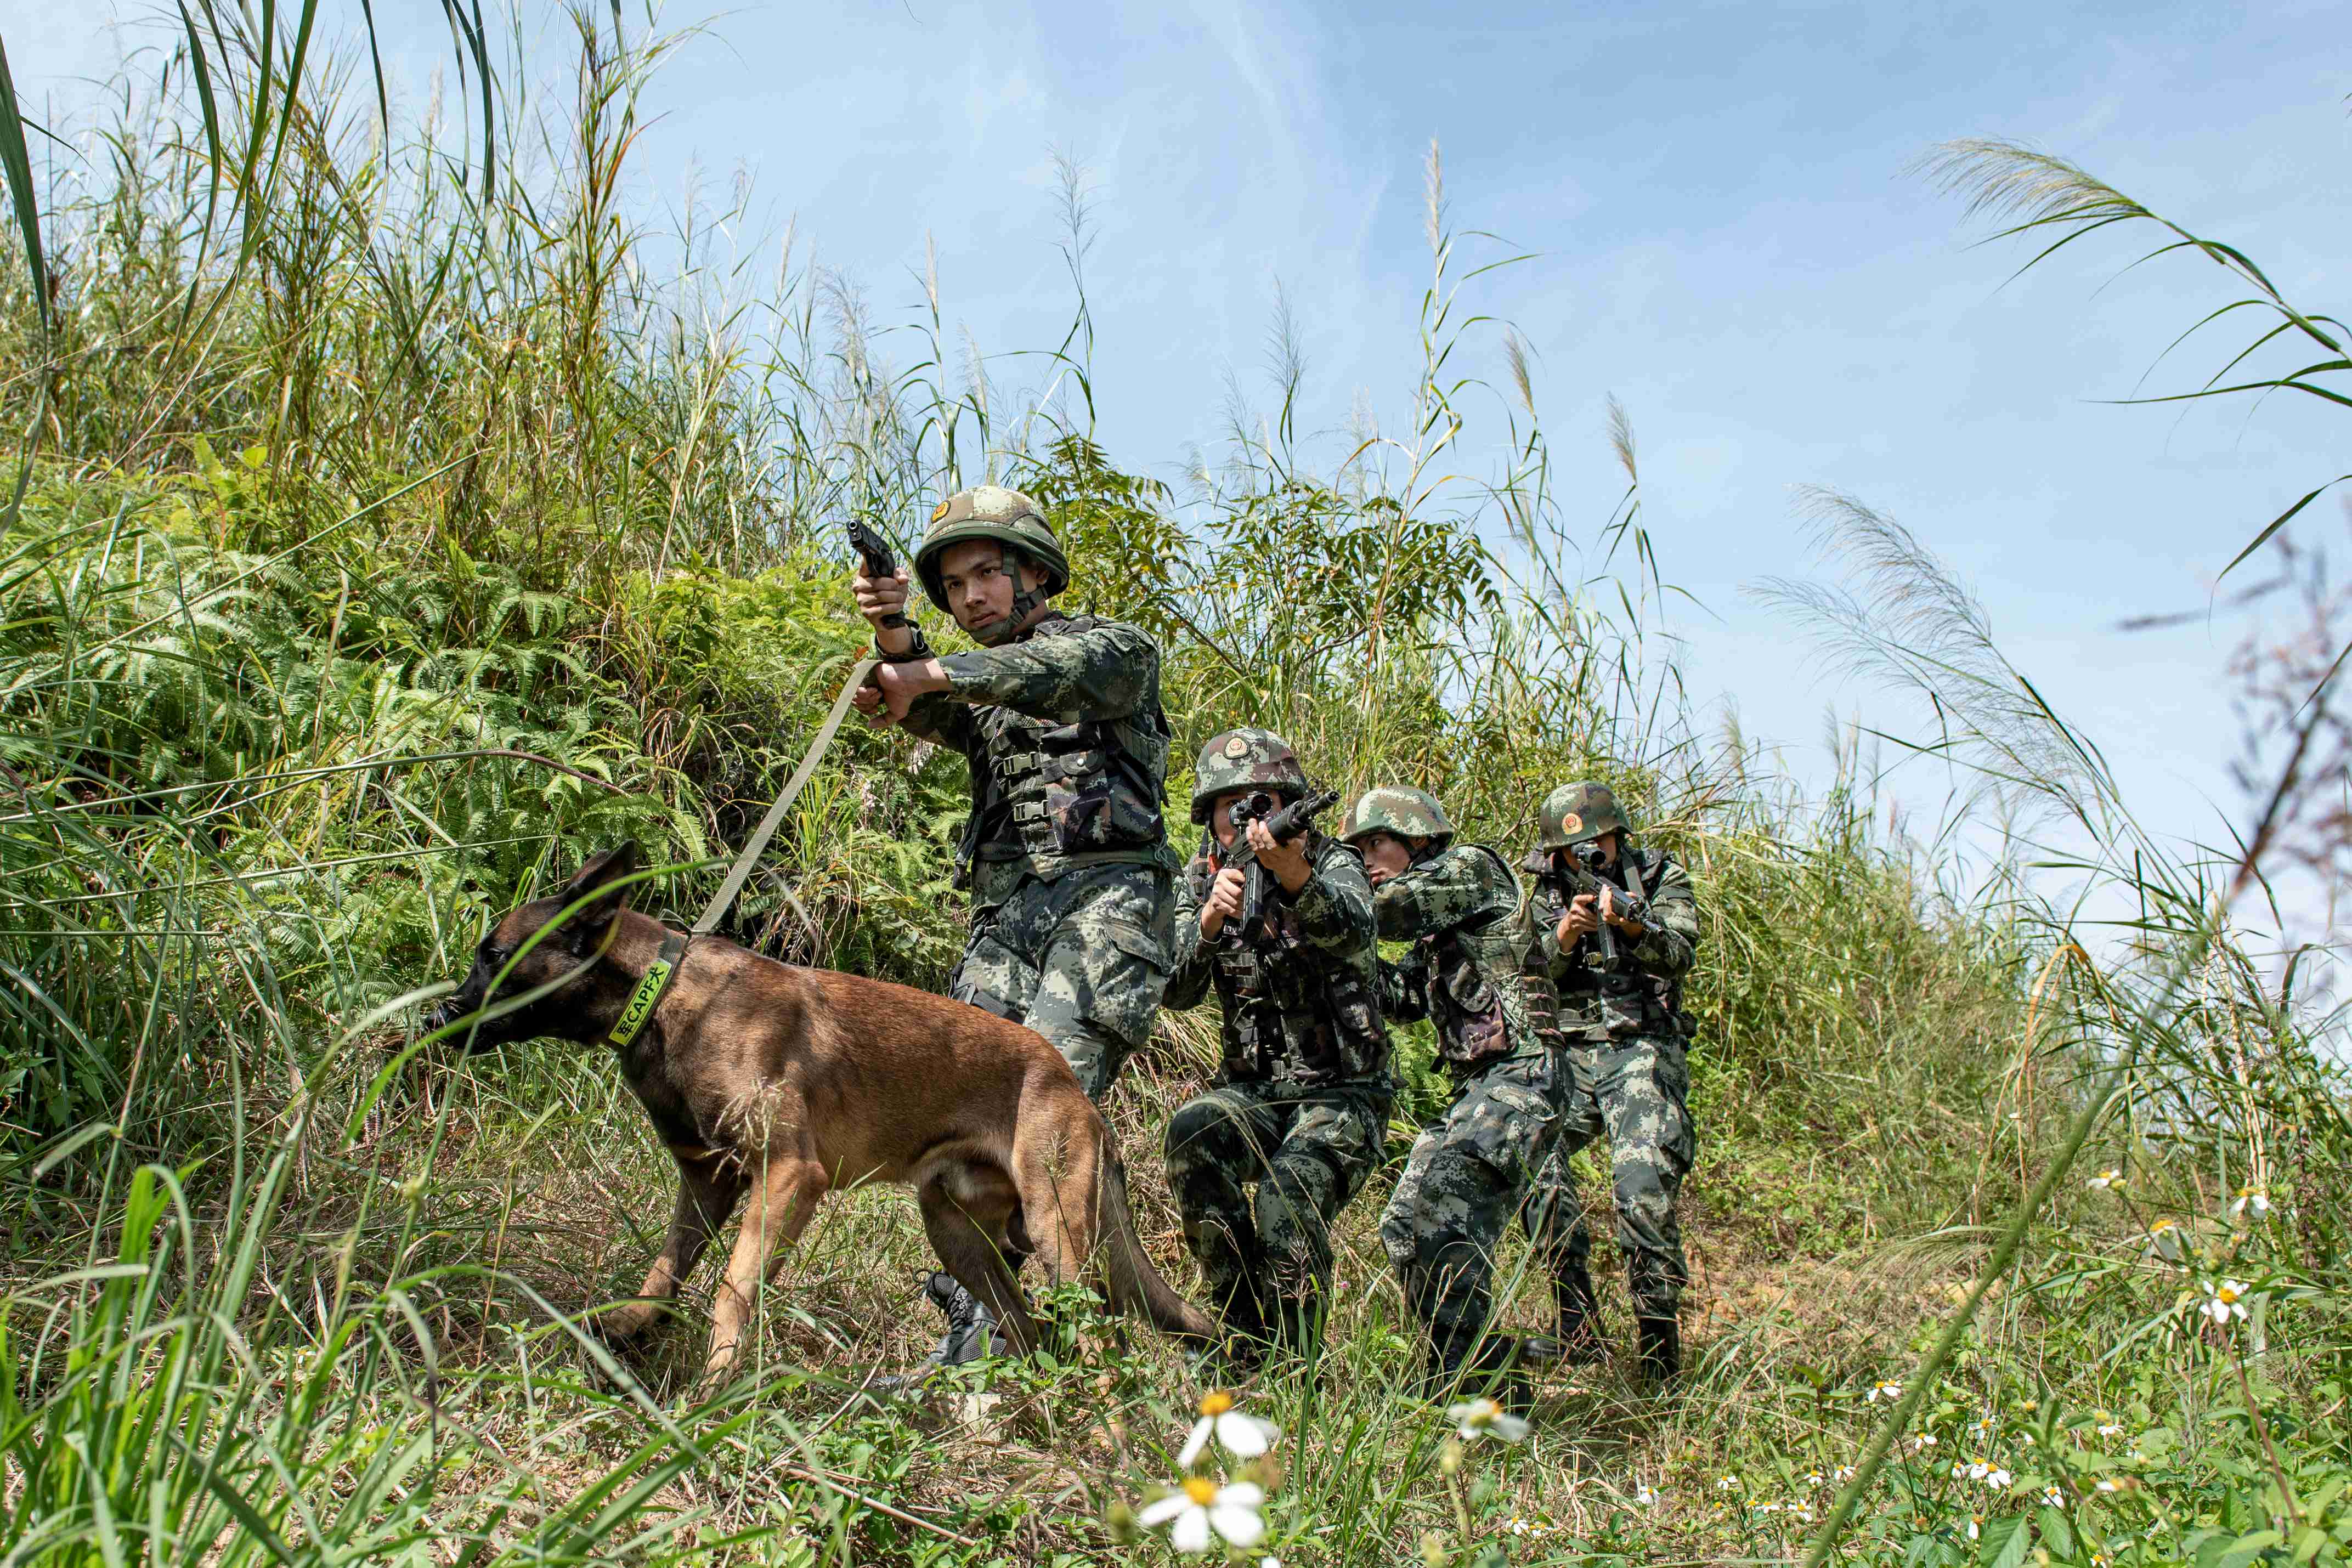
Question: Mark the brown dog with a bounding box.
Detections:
[426,842,1214,1377]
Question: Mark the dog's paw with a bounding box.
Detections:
[595,1300,665,1344]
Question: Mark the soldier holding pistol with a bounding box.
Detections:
[852,486,1180,1366]
[1161,730,1394,1357]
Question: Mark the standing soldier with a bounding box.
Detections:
[1161,730,1393,1357]
[852,486,1180,1366]
[1524,780,1700,1385]
[1339,786,1590,1397]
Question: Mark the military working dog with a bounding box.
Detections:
[426,842,1215,1377]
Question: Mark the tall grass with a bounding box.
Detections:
[0,8,2343,1567]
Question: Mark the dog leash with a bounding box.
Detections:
[606,655,881,1049]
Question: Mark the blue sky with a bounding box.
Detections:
[11,0,2350,940]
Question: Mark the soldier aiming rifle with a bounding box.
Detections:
[1162,731,1393,1358]
[1524,780,1701,1385]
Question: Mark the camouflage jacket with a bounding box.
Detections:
[1523,844,1700,1043]
[1166,834,1391,1089]
[1372,842,1562,1073]
[901,612,1178,905]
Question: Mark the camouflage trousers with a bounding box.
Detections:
[1528,1033,1697,1319]
[951,863,1175,1100]
[1381,1052,1592,1350]
[1163,1078,1390,1335]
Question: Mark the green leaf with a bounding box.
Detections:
[1976,1513,2027,1568]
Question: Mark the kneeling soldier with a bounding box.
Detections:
[1341,786,1587,1397]
[1163,730,1393,1356]
[1525,780,1700,1384]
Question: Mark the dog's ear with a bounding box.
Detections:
[555,841,642,953]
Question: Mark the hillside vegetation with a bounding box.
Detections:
[0,10,2345,1566]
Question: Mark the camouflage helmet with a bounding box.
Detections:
[1537,780,1631,851]
[1338,785,1455,848]
[912,485,1070,620]
[1190,728,1309,824]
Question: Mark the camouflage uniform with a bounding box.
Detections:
[884,486,1178,1369]
[1162,733,1392,1345]
[893,489,1179,1100]
[1342,789,1587,1375]
[1524,783,1701,1334]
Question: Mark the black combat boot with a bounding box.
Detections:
[1522,1261,1606,1367]
[1636,1313,1681,1388]
[925,1271,999,1366]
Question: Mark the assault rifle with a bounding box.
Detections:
[847,516,911,631]
[1219,786,1341,946]
[1545,840,1652,974]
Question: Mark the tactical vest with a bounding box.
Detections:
[956,614,1174,888]
[1419,845,1564,1072]
[1188,838,1389,1087]
[1532,845,1690,1041]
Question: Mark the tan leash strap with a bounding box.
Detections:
[692,656,880,936]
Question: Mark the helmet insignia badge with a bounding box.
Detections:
[1223,735,1251,759]
[930,500,951,523]
[1561,811,1582,835]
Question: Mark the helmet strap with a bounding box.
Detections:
[968,542,1041,647]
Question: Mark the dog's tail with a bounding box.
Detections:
[1096,1144,1218,1345]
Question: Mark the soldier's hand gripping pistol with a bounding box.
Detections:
[1220,787,1341,947]
[847,515,912,632]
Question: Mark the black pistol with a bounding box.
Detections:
[847,516,911,631]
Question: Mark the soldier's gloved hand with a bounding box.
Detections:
[1198,867,1245,938]
[1557,893,1601,950]
[852,565,913,631]
[1245,818,1311,892]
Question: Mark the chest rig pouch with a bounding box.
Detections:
[1426,847,1563,1071]
[956,616,1172,882]
[1195,850,1388,1086]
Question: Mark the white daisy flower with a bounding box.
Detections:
[1633,1483,1660,1508]
[2095,1478,2121,1493]
[2042,1486,2066,1507]
[1865,1380,1903,1403]
[1984,1468,2013,1491]
[1908,1434,1939,1453]
[1833,1464,1857,1483]
[2198,1278,2251,1325]
[1717,1474,1743,1492]
[1805,1471,1825,1488]
[1446,1396,1530,1444]
[2230,1187,2271,1221]
[1966,1515,1982,1542]
[2086,1169,2125,1190]
[2146,1218,2187,1261]
[1138,1478,1265,1554]
[2095,1415,2125,1438]
[1179,1390,1279,1467]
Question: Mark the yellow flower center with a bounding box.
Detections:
[1198,1390,1236,1417]
[1183,1477,1219,1506]
[2217,1284,2240,1303]
[1464,1398,1501,1426]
